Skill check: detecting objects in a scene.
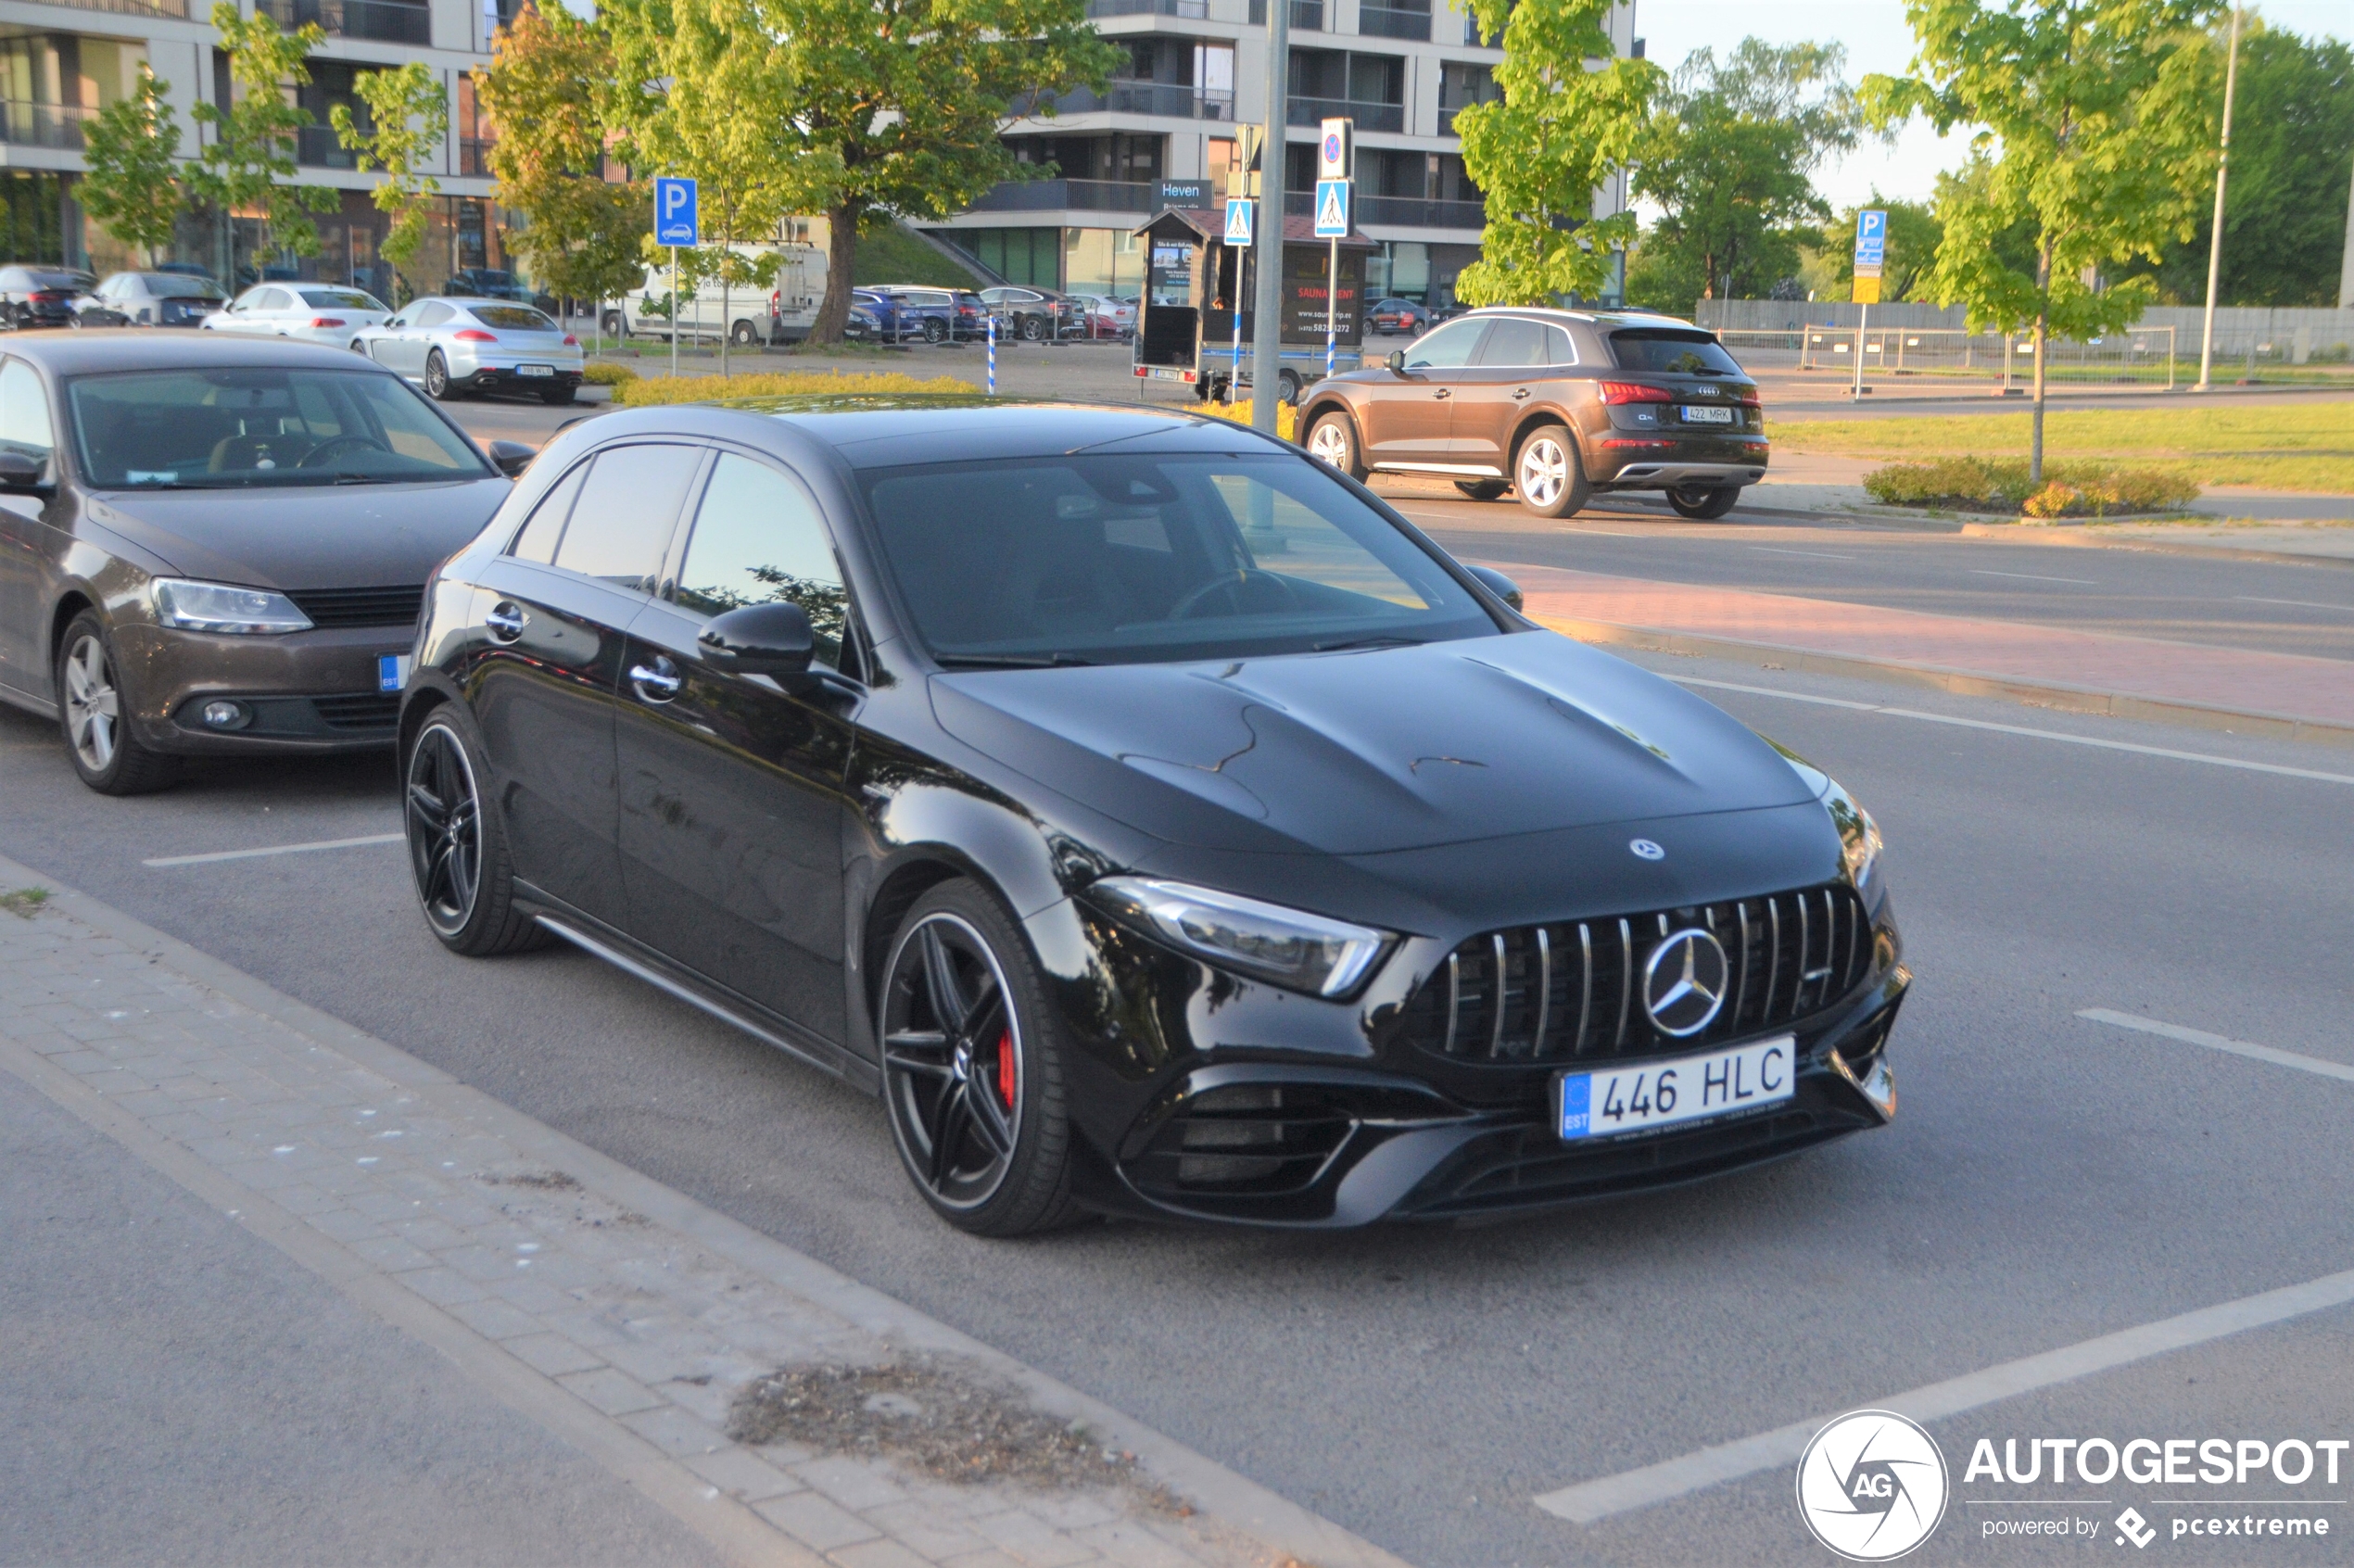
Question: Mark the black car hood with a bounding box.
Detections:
[87,478,509,590]
[930,630,1816,857]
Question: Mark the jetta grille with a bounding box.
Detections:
[1401,882,1872,1065]
[285,585,426,629]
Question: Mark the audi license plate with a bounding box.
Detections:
[1557,1035,1794,1142]
[1681,404,1735,424]
[516,363,555,378]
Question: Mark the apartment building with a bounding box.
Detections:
[923,0,1637,309]
[0,0,508,291]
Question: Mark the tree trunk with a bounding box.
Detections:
[2030,243,2051,485]
[812,205,860,345]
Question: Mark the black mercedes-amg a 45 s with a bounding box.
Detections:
[399,398,1908,1233]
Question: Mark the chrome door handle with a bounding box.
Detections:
[484,601,525,643]
[1433,388,1451,399]
[1512,387,1531,400]
[629,657,681,702]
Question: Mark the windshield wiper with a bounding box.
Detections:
[932,651,1097,669]
[1312,634,1424,653]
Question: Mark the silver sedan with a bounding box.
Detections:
[350,297,585,404]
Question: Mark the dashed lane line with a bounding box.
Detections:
[144,832,404,868]
[2078,1008,2354,1085]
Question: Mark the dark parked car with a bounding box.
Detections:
[0,266,93,330]
[1297,307,1770,520]
[397,399,1905,1234]
[72,271,230,328]
[445,267,533,303]
[842,288,915,343]
[1366,297,1428,335]
[0,335,534,794]
[979,286,1083,341]
[867,285,986,343]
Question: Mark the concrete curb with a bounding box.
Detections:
[0,850,1414,1568]
[1531,613,2354,752]
[1955,521,2354,570]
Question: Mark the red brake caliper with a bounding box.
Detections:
[995,1028,1017,1112]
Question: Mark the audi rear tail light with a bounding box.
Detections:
[453,329,497,342]
[1600,381,1674,405]
[1736,388,1762,406]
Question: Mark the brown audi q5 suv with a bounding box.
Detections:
[1295,308,1769,520]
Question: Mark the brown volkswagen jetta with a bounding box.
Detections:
[0,334,531,794]
[1295,308,1769,521]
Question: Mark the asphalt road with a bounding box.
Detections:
[4,646,2352,1566]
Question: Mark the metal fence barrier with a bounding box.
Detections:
[1715,326,2178,392]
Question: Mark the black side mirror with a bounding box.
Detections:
[1386,349,1408,375]
[1466,564,1524,612]
[0,449,50,493]
[699,601,815,677]
[485,439,536,479]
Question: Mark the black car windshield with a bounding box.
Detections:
[469,305,557,331]
[68,368,493,488]
[1610,329,1744,376]
[863,452,1497,665]
[146,275,228,300]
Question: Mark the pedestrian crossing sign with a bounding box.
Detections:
[1314,180,1351,238]
[1224,197,1253,247]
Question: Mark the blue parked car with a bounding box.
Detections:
[866,284,986,343]
[845,287,916,342]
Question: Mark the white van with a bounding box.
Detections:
[602,231,829,347]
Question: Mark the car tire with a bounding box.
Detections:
[1513,424,1591,519]
[879,879,1079,1236]
[1666,484,1741,520]
[424,350,462,400]
[56,613,179,796]
[1305,410,1368,481]
[1019,314,1047,342]
[601,310,626,339]
[730,319,759,348]
[1455,479,1509,501]
[349,338,368,355]
[402,708,549,957]
[1277,370,1303,405]
[922,317,948,345]
[539,385,576,406]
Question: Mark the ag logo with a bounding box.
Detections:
[1796,1410,1948,1562]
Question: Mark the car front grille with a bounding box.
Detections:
[285,585,426,628]
[311,693,402,732]
[1399,882,1874,1066]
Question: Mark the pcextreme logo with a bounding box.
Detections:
[1797,1410,1951,1562]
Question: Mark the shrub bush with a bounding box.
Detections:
[581,362,638,387]
[1864,455,2198,517]
[1197,398,1298,441]
[610,369,972,407]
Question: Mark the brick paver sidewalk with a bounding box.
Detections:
[0,855,1400,1568]
[1504,563,2354,741]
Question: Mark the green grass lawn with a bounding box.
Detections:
[853,221,988,289]
[1769,403,2354,493]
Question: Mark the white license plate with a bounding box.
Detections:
[1681,404,1735,424]
[1140,366,1188,380]
[377,653,411,694]
[1557,1035,1794,1142]
[515,363,555,377]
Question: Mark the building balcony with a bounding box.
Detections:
[257,0,431,45]
[1287,95,1401,133]
[967,177,1158,215]
[1085,0,1208,15]
[1358,3,1431,40]
[1247,0,1324,31]
[1029,81,1234,120]
[42,0,187,17]
[1283,189,1484,230]
[0,100,92,151]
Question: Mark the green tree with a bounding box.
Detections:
[2118,22,2354,307]
[79,65,183,266]
[331,62,447,287]
[602,0,1116,344]
[1864,0,2223,480]
[475,3,649,337]
[1628,40,1861,313]
[1454,0,1660,306]
[1812,193,1944,302]
[187,3,339,269]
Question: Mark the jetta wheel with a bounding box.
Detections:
[404,712,544,955]
[1514,424,1590,519]
[56,613,177,795]
[1666,484,1741,520]
[880,882,1074,1234]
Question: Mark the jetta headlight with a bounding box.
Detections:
[1087,877,1391,998]
[153,579,312,635]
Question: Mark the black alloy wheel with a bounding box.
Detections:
[880,882,1074,1235]
[404,713,544,955]
[1454,479,1509,501]
[1666,484,1741,520]
[922,317,948,344]
[424,349,461,400]
[56,612,178,795]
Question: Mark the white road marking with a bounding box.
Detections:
[1750,546,1858,560]
[1673,676,2354,787]
[2077,1008,2354,1084]
[144,832,403,868]
[2237,596,2354,613]
[1534,1263,2354,1524]
[1970,568,2096,585]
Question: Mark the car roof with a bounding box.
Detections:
[1461,304,1706,333]
[0,332,398,375]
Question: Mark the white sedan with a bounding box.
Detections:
[203,283,392,345]
[349,297,586,404]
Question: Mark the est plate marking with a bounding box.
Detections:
[378,653,412,693]
[1557,1034,1794,1141]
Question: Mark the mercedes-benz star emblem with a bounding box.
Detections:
[1628,839,1665,861]
[1643,929,1728,1037]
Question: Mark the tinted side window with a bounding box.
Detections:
[510,460,588,563]
[0,360,54,462]
[1611,330,1743,375]
[1544,324,1576,364]
[675,454,845,668]
[1472,317,1551,367]
[551,444,702,591]
[1403,319,1488,370]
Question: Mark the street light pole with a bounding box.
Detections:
[1251,0,1289,435]
[2194,4,2242,392]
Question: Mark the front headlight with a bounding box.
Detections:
[152,578,313,635]
[1086,877,1392,999]
[1824,778,1882,890]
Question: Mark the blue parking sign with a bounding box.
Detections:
[655,177,699,247]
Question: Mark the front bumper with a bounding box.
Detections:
[111,621,412,754]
